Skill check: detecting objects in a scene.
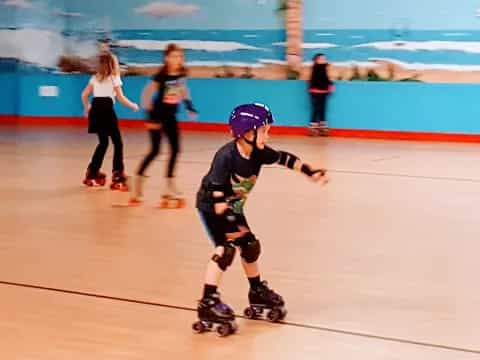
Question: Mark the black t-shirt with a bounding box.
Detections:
[196,141,280,214]
[151,70,185,119]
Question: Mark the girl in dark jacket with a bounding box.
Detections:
[309,53,334,136]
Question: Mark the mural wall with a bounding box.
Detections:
[0,0,289,78]
[304,0,480,83]
[2,0,480,82]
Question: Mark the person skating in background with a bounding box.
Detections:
[81,52,139,189]
[309,53,334,136]
[130,43,197,208]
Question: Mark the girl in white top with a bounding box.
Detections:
[81,52,138,189]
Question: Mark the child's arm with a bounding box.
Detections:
[141,81,159,111]
[263,146,327,182]
[81,83,93,117]
[114,86,139,111]
[279,150,327,182]
[112,54,121,76]
[182,81,197,117]
[112,75,138,111]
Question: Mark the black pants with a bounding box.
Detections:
[137,119,180,178]
[310,93,328,126]
[87,97,124,174]
[88,125,124,174]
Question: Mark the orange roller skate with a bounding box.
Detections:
[158,178,186,209]
[128,175,147,206]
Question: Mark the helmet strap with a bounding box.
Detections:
[243,129,258,149]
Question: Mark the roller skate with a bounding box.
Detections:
[110,170,129,191]
[192,293,238,337]
[82,169,106,187]
[158,178,185,209]
[318,121,329,137]
[308,122,321,137]
[128,175,147,206]
[308,122,328,137]
[243,281,287,323]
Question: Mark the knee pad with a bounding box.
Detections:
[211,244,236,271]
[238,233,261,263]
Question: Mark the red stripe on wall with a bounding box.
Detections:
[1,115,479,143]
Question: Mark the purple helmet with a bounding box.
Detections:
[229,103,274,138]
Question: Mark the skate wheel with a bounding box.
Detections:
[229,321,238,334]
[267,308,283,323]
[244,307,256,319]
[128,198,143,207]
[280,308,287,320]
[158,198,185,209]
[192,321,206,334]
[111,183,127,191]
[216,323,232,337]
[118,184,128,192]
[97,178,106,186]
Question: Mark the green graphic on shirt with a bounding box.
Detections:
[230,174,257,214]
[163,79,184,104]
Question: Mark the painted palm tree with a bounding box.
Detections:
[277,0,303,79]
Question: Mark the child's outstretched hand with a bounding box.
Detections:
[311,169,329,185]
[131,103,140,112]
[301,164,328,185]
[188,110,197,121]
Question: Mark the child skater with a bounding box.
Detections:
[309,53,334,137]
[192,103,328,336]
[130,43,197,208]
[81,51,139,189]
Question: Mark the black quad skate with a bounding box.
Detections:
[243,281,287,323]
[192,293,238,337]
[83,169,106,187]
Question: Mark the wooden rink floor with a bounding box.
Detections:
[1,126,479,359]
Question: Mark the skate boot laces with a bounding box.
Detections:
[200,293,233,315]
[257,281,282,302]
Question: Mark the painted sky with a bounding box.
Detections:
[1,0,480,30]
[305,0,480,30]
[0,0,282,29]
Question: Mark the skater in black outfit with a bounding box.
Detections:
[192,103,328,336]
[309,53,334,136]
[81,52,139,189]
[130,43,197,206]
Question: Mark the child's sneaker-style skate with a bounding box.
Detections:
[192,293,237,337]
[128,174,146,206]
[158,178,185,209]
[83,169,106,187]
[244,281,287,322]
